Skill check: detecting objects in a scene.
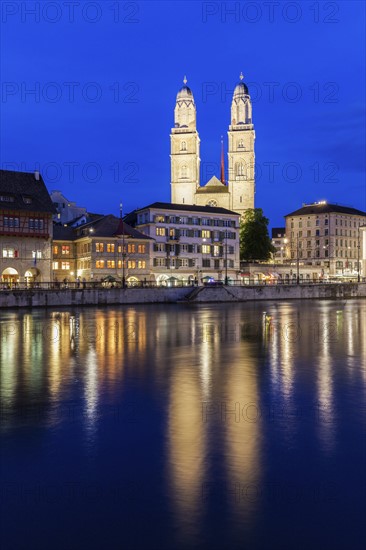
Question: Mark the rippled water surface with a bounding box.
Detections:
[1,300,365,549]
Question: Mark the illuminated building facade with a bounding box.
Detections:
[0,169,54,284]
[285,202,366,278]
[171,74,255,217]
[126,202,240,284]
[52,214,151,284]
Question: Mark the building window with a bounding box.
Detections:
[96,243,104,252]
[128,260,136,269]
[62,245,70,255]
[2,248,15,258]
[107,244,115,253]
[156,227,166,236]
[138,244,146,254]
[181,141,187,151]
[137,260,146,269]
[61,262,70,270]
[32,251,42,259]
[128,244,136,253]
[155,215,165,223]
[202,230,210,238]
[52,262,59,270]
[202,245,210,254]
[96,260,104,268]
[53,245,59,255]
[202,259,210,267]
[107,260,115,268]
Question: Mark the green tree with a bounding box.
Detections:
[240,208,276,261]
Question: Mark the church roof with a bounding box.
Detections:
[136,202,238,216]
[196,176,229,194]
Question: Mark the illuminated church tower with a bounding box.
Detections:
[170,74,255,215]
[227,72,255,216]
[170,77,200,204]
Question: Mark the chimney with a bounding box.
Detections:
[34,170,40,181]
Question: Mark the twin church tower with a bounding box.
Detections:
[170,73,255,217]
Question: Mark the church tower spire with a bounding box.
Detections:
[170,77,200,205]
[227,73,255,216]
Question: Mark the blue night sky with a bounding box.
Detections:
[1,0,365,227]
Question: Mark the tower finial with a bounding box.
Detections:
[239,71,244,81]
[183,75,187,85]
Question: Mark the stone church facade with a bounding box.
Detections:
[170,74,255,217]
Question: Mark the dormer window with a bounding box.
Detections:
[23,196,32,204]
[0,194,15,202]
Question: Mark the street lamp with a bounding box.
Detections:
[357,230,360,282]
[224,230,228,285]
[120,203,126,288]
[296,232,300,284]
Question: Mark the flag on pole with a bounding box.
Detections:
[220,136,225,184]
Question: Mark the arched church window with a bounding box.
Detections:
[181,165,188,178]
[236,163,244,177]
[207,199,217,207]
[181,141,187,151]
[238,139,244,149]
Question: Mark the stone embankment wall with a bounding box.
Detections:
[0,283,365,309]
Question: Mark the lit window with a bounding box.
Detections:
[96,243,104,252]
[53,245,59,255]
[2,248,14,258]
[156,228,166,236]
[107,244,115,253]
[62,245,70,255]
[61,262,70,270]
[96,260,105,268]
[202,245,210,254]
[138,244,145,253]
[107,260,115,268]
[128,260,136,269]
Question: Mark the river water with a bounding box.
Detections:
[0,300,365,549]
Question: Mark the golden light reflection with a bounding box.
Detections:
[223,348,261,523]
[168,362,206,535]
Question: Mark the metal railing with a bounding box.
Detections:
[1,278,364,292]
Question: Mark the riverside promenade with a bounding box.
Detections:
[0,282,365,308]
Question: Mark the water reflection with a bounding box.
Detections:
[0,301,366,547]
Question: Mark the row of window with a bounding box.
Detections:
[156,227,236,239]
[95,260,146,269]
[153,258,235,268]
[95,243,146,254]
[291,249,357,259]
[1,217,45,230]
[2,248,42,258]
[291,229,359,238]
[53,260,147,270]
[292,239,358,249]
[291,218,363,228]
[151,215,235,227]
